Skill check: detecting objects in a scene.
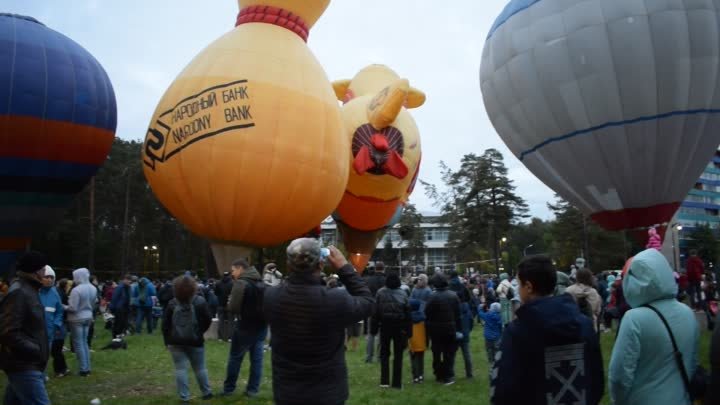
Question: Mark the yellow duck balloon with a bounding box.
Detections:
[331,65,425,272]
[142,0,348,272]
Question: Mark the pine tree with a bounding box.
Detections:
[422,149,528,273]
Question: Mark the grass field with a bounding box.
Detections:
[0,319,712,405]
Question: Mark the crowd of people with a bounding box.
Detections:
[1,242,719,405]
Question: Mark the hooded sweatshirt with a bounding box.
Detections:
[609,249,698,405]
[554,271,570,296]
[491,293,604,405]
[132,277,157,308]
[67,268,98,323]
[477,303,502,341]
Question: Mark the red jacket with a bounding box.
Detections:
[686,256,704,283]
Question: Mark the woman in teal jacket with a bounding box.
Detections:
[609,249,698,405]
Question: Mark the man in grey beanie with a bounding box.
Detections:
[263,238,374,405]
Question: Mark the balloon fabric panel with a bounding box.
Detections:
[0,14,116,270]
[481,0,720,234]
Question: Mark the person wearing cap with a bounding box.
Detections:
[0,251,51,405]
[39,266,69,378]
[263,239,374,405]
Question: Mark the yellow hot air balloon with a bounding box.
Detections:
[331,65,425,272]
[142,0,348,272]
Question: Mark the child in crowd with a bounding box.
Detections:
[477,302,502,376]
[408,298,426,384]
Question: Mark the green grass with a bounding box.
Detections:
[0,319,712,405]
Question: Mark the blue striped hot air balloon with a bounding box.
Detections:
[0,14,116,274]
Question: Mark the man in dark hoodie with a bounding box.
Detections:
[365,262,387,363]
[0,251,50,405]
[425,273,462,385]
[491,255,603,405]
[263,239,373,405]
[222,259,266,398]
[371,271,412,389]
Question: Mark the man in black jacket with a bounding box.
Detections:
[365,262,386,363]
[0,251,51,405]
[425,274,462,385]
[214,272,233,341]
[223,260,266,398]
[491,255,604,405]
[264,239,374,405]
[371,271,412,389]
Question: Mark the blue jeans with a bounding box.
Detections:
[135,306,153,334]
[223,326,267,395]
[4,370,50,405]
[70,319,92,373]
[168,346,211,401]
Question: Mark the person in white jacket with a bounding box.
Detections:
[262,263,283,287]
[66,268,97,376]
[496,273,513,326]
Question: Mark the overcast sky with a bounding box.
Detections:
[6,0,557,219]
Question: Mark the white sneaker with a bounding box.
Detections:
[379,384,390,388]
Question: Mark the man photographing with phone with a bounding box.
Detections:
[263,238,374,405]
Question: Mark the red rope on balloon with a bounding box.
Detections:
[235,5,309,42]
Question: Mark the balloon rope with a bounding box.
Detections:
[235,5,309,42]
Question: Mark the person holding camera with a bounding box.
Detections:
[263,239,374,405]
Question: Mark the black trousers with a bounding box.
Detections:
[430,336,458,382]
[217,308,233,341]
[51,338,68,374]
[379,329,406,388]
[112,310,129,338]
[410,351,424,380]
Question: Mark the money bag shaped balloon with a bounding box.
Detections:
[331,65,425,272]
[481,0,720,244]
[0,14,116,275]
[142,1,348,271]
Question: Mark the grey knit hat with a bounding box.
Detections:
[286,238,322,272]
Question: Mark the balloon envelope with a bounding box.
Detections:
[481,0,720,235]
[0,14,116,273]
[142,3,348,249]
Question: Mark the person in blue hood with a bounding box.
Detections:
[132,277,157,334]
[39,266,69,377]
[477,302,502,378]
[609,249,698,405]
[491,255,604,405]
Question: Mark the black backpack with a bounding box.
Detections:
[239,280,265,325]
[171,297,200,344]
[577,295,594,320]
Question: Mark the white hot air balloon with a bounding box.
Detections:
[481,0,720,242]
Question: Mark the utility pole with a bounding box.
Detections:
[89,177,95,270]
[120,169,131,273]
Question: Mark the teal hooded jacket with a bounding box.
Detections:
[608,249,698,405]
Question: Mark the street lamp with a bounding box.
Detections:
[501,237,507,243]
[144,246,148,250]
[524,244,535,257]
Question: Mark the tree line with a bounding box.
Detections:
[32,140,642,280]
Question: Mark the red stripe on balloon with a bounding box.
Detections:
[591,201,680,246]
[0,115,114,166]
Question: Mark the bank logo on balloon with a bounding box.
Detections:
[144,80,255,170]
